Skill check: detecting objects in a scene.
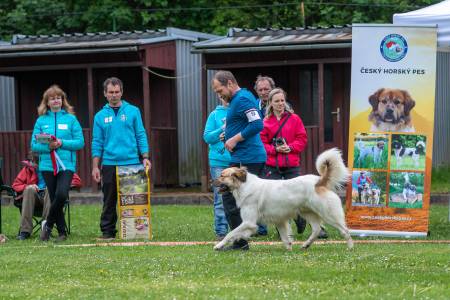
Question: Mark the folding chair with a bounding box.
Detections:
[13,190,72,236]
[1,155,73,236]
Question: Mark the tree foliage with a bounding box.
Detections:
[0,0,443,40]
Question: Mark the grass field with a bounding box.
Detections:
[0,204,449,299]
[432,166,450,193]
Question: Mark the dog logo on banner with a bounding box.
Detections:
[380,34,408,62]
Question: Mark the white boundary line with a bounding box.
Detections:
[53,239,450,248]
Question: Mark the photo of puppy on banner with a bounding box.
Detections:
[353,133,389,170]
[351,170,387,207]
[390,134,426,171]
[389,172,424,209]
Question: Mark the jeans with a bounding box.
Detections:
[210,166,229,236]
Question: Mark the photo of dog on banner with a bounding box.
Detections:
[368,88,416,133]
[390,134,426,171]
[353,133,389,170]
[351,170,387,207]
[389,172,424,209]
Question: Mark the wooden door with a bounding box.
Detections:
[323,63,351,160]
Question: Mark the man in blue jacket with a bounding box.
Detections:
[212,70,267,251]
[92,77,151,240]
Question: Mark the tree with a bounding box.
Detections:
[0,0,443,41]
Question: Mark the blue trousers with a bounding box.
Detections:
[210,166,229,236]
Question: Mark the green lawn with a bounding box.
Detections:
[432,166,450,193]
[0,204,449,299]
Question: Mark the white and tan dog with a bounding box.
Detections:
[213,148,353,251]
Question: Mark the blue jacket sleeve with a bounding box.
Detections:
[239,100,264,140]
[134,108,149,155]
[91,115,104,158]
[31,118,51,153]
[203,111,223,145]
[61,117,85,151]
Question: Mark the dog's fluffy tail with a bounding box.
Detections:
[315,148,349,191]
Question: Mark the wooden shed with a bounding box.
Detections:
[0,27,216,190]
[193,26,353,188]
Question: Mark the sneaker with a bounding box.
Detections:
[40,225,51,242]
[41,220,47,232]
[318,228,329,239]
[56,234,67,242]
[294,216,307,234]
[17,232,31,240]
[216,235,226,241]
[215,240,249,251]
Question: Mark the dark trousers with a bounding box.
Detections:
[100,165,118,236]
[263,166,307,232]
[42,170,73,234]
[222,162,266,248]
[263,166,301,180]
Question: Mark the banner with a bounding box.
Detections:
[346,24,437,237]
[117,164,152,240]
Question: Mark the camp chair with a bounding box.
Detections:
[13,188,72,236]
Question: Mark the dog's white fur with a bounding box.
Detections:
[213,148,353,251]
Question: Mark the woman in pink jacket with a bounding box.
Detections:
[260,88,328,238]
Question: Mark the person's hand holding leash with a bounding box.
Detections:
[143,158,151,170]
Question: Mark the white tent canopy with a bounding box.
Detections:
[393,0,450,48]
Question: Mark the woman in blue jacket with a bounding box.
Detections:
[203,95,230,240]
[31,85,84,241]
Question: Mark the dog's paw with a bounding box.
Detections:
[300,244,310,251]
[214,243,224,251]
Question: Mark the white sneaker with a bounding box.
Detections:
[41,220,47,231]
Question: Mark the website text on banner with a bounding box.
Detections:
[346,24,437,237]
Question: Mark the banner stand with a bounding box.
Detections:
[349,229,427,238]
[345,24,437,237]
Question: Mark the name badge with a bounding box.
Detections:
[58,124,68,130]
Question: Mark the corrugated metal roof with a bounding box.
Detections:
[0,27,217,54]
[193,25,352,50]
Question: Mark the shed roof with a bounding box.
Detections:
[0,27,217,56]
[193,26,352,53]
